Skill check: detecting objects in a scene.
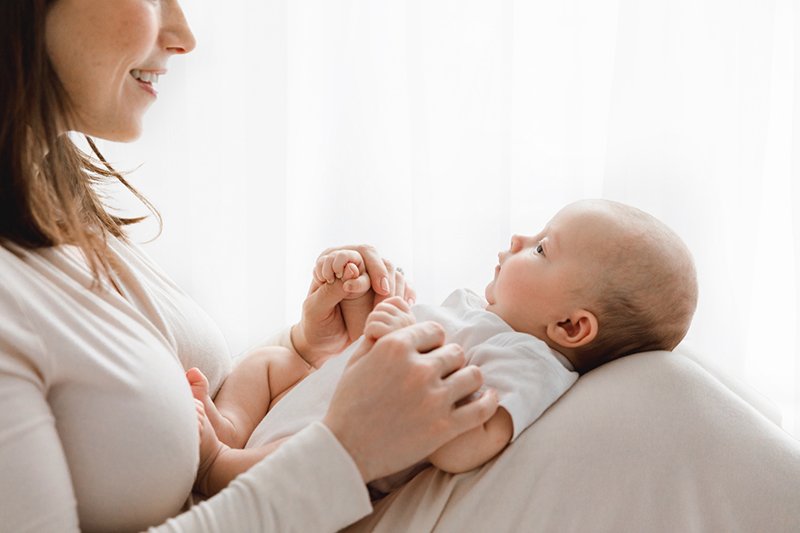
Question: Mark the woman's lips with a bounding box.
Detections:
[134,78,158,97]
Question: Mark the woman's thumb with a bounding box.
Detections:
[305,278,349,315]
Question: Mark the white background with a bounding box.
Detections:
[100,0,799,437]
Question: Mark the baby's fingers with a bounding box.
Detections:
[342,262,360,281]
[375,296,411,314]
[332,251,363,279]
[364,321,393,339]
[342,272,371,297]
[315,251,365,283]
[313,255,333,284]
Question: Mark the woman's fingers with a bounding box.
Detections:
[451,389,499,430]
[323,319,488,482]
[442,365,483,403]
[405,285,417,305]
[394,270,406,300]
[426,342,466,377]
[349,320,445,364]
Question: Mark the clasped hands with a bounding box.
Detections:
[290,244,499,482]
[290,244,416,366]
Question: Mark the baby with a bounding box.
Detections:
[188,199,698,497]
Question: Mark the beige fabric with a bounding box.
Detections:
[0,239,371,532]
[345,352,800,532]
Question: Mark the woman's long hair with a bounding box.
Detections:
[0,0,161,285]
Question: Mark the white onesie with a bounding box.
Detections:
[246,289,578,493]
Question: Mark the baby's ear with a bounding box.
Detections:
[546,309,598,349]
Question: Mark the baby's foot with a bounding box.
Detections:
[186,367,210,404]
[192,398,226,497]
[186,367,239,447]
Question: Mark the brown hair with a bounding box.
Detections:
[569,203,698,374]
[0,0,160,285]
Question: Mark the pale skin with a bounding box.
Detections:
[188,253,448,496]
[186,245,500,496]
[189,287,502,496]
[189,202,650,496]
[43,0,500,502]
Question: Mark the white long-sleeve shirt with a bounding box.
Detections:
[0,237,371,532]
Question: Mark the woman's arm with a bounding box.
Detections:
[151,423,373,532]
[0,348,82,532]
[427,407,513,474]
[162,322,499,531]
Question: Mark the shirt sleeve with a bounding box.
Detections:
[0,288,371,533]
[0,286,82,531]
[149,422,373,533]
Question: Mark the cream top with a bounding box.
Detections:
[0,236,370,532]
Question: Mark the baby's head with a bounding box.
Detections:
[484,199,698,374]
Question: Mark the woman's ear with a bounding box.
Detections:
[545,310,598,349]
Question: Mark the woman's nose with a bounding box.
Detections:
[161,1,197,55]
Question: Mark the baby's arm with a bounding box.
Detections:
[191,393,292,497]
[427,407,513,473]
[187,346,312,449]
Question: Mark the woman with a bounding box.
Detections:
[0,1,498,531]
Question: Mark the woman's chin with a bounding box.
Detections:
[75,116,145,143]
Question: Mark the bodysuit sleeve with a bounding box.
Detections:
[150,422,373,533]
[467,332,579,441]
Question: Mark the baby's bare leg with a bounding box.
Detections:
[186,346,312,449]
[192,396,292,497]
[203,437,291,497]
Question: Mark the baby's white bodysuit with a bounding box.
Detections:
[246,288,579,493]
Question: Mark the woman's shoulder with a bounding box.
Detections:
[0,242,51,301]
[0,245,51,374]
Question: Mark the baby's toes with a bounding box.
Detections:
[186,367,210,400]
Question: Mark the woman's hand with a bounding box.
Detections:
[323,321,499,482]
[291,245,415,365]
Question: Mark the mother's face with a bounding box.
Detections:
[45,0,195,142]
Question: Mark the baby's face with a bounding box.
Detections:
[484,202,613,338]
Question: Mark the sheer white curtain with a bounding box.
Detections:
[102,0,799,436]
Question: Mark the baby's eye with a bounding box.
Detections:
[534,243,545,256]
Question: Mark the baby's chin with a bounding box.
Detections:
[484,282,496,305]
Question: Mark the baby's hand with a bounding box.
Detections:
[313,250,364,286]
[363,296,416,340]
